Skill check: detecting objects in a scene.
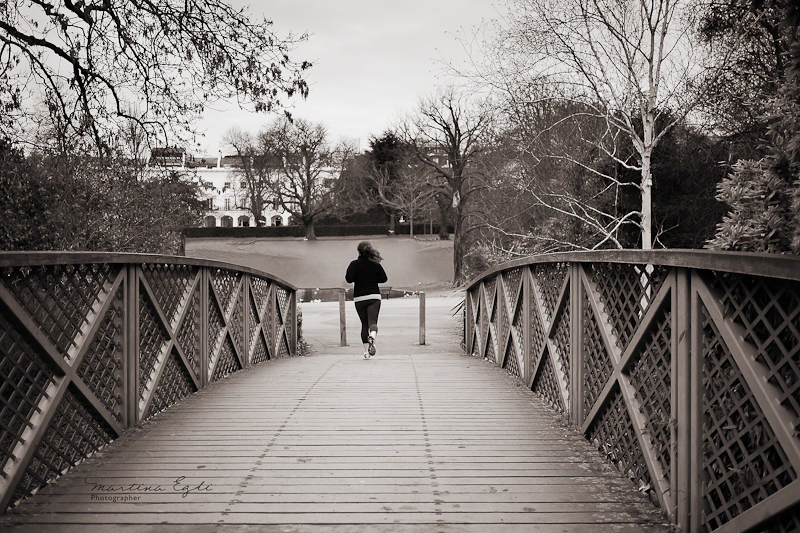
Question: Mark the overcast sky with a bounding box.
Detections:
[197,0,503,154]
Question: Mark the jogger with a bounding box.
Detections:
[345,241,388,358]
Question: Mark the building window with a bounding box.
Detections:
[224,198,231,210]
[204,215,216,227]
[221,216,233,228]
[238,216,250,227]
[272,215,283,226]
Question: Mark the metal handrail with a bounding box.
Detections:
[0,253,298,512]
[464,249,800,533]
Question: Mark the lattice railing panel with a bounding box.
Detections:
[207,289,225,360]
[701,302,797,532]
[175,285,200,378]
[502,268,523,308]
[502,268,523,355]
[211,336,241,382]
[247,290,260,361]
[145,348,198,419]
[228,285,244,359]
[250,276,271,313]
[276,284,289,318]
[583,292,614,414]
[707,272,800,437]
[529,272,547,372]
[587,385,652,492]
[511,289,525,377]
[0,313,58,472]
[251,332,270,364]
[138,291,169,403]
[625,304,672,484]
[1,263,119,359]
[484,276,497,317]
[533,262,568,322]
[210,268,240,317]
[503,340,521,379]
[487,285,499,364]
[277,332,290,359]
[11,384,114,504]
[282,288,294,353]
[588,263,668,348]
[141,264,196,327]
[532,350,564,413]
[485,330,496,363]
[550,285,571,395]
[499,296,511,359]
[0,256,298,514]
[464,251,800,533]
[75,288,123,423]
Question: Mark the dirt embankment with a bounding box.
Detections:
[184,236,455,292]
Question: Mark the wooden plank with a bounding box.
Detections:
[2,298,670,532]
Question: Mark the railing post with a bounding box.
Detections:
[522,266,532,384]
[272,283,281,357]
[419,291,426,345]
[674,267,692,531]
[339,290,347,347]
[123,264,139,428]
[570,262,584,424]
[689,269,704,533]
[289,288,298,356]
[465,287,474,355]
[496,277,506,367]
[242,274,250,367]
[199,267,209,386]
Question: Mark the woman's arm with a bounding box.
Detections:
[345,260,357,283]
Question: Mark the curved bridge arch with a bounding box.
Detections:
[465,250,800,533]
[0,252,298,512]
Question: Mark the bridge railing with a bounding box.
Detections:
[465,250,800,533]
[0,252,298,513]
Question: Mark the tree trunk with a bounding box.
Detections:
[409,215,414,238]
[436,195,450,240]
[641,150,653,250]
[453,209,465,285]
[305,221,316,240]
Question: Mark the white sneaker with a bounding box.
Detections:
[368,336,376,356]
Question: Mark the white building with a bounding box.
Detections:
[148,148,289,228]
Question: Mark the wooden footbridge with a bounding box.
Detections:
[0,250,798,532]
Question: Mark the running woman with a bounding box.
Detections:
[345,241,388,358]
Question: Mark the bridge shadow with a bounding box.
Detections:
[1,294,669,532]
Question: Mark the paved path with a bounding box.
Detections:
[1,295,670,532]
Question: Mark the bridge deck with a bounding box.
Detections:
[2,296,669,532]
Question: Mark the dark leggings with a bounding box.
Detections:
[354,299,381,344]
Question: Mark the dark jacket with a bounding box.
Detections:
[345,256,388,298]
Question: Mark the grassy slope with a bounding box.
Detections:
[184,235,455,291]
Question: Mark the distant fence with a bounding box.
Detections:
[0,253,298,513]
[464,250,800,533]
[182,224,455,240]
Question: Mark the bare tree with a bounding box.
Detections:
[261,117,355,239]
[399,87,496,283]
[353,155,438,238]
[223,127,283,226]
[462,0,729,249]
[1,0,310,154]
